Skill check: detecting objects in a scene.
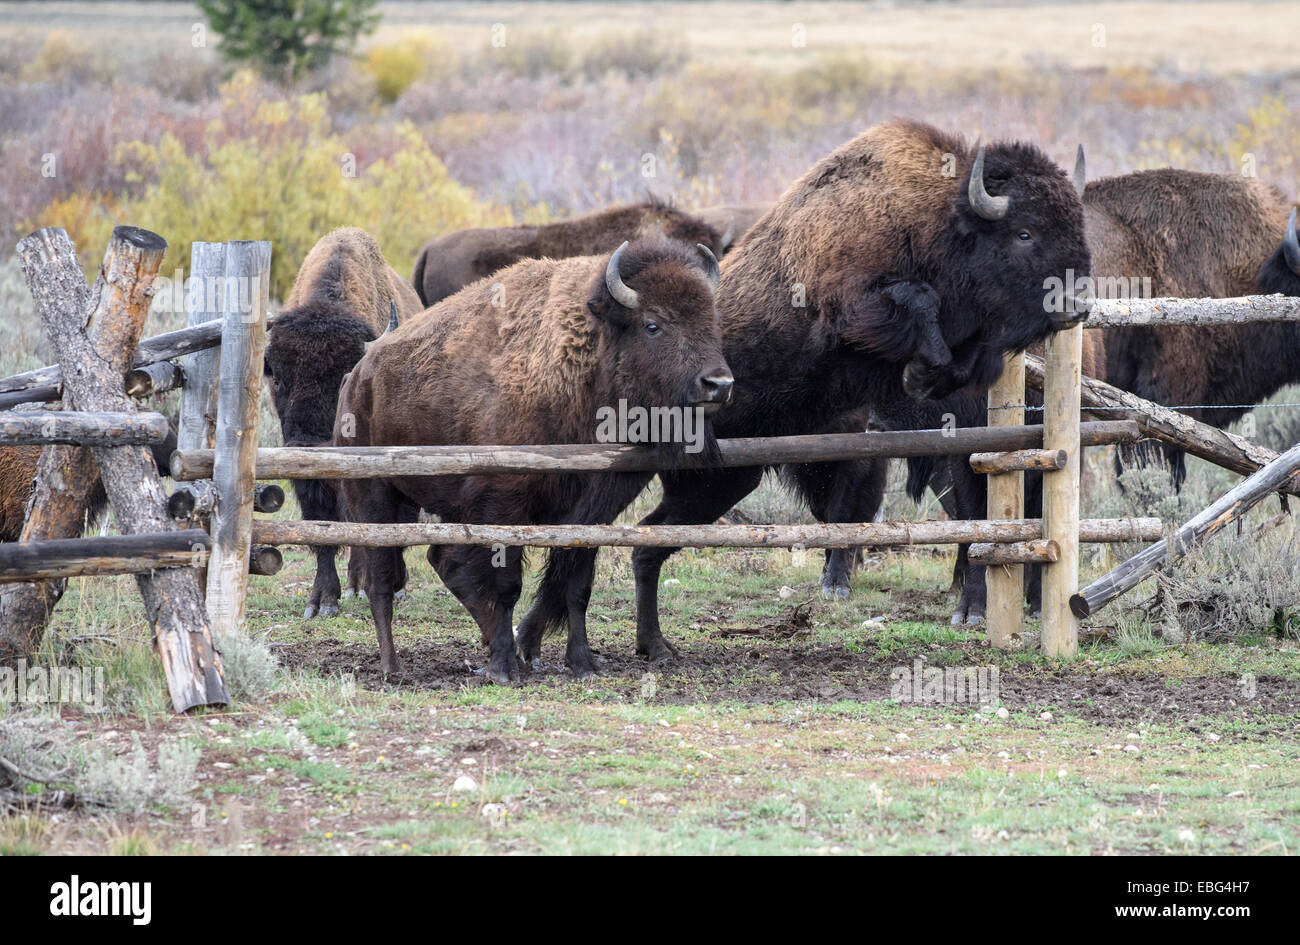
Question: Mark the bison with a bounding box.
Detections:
[262,227,424,619]
[823,160,1300,622]
[338,237,732,681]
[511,119,1092,665]
[410,199,729,307]
[1,433,176,542]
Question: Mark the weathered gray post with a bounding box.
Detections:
[205,241,271,632]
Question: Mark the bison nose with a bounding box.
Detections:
[697,369,734,405]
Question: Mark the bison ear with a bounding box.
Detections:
[587,294,634,331]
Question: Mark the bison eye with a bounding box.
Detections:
[1017,230,1033,242]
[644,321,662,336]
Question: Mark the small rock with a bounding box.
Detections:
[778,585,795,600]
[1039,712,1053,721]
[995,707,1009,719]
[452,775,478,793]
[480,803,508,828]
[662,578,681,587]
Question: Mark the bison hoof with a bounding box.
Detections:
[393,588,406,605]
[566,654,599,679]
[303,603,318,619]
[637,637,679,664]
[820,581,851,600]
[485,664,516,685]
[318,602,340,618]
[342,588,357,599]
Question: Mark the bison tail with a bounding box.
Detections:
[905,456,936,503]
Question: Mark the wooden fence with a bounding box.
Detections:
[3,224,1299,711]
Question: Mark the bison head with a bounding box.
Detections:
[264,300,377,448]
[936,141,1092,358]
[587,239,733,461]
[1256,207,1300,296]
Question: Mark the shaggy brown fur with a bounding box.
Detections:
[1,435,176,542]
[263,226,424,619]
[411,200,726,306]
[341,238,730,680]
[695,203,774,254]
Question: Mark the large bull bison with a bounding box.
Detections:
[411,199,730,307]
[263,227,424,619]
[338,237,733,681]
[1,434,176,542]
[511,119,1092,665]
[826,161,1300,622]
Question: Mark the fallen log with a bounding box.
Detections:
[1071,440,1300,618]
[125,361,184,399]
[0,530,210,583]
[173,420,1142,481]
[0,410,169,447]
[1024,356,1300,496]
[16,225,228,711]
[970,448,1066,474]
[968,539,1059,566]
[251,517,1163,549]
[1086,293,1300,328]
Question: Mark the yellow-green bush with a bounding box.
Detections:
[364,37,438,104]
[32,72,509,299]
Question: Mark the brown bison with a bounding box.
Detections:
[512,119,1092,664]
[829,160,1300,621]
[338,237,733,681]
[411,199,728,307]
[263,227,424,619]
[1,434,176,542]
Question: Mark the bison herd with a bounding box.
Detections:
[4,118,1298,682]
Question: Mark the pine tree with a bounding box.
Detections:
[197,0,381,82]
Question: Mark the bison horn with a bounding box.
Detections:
[718,218,736,252]
[696,243,721,289]
[968,145,1009,221]
[386,299,399,334]
[605,241,639,309]
[1073,144,1086,199]
[1284,208,1300,276]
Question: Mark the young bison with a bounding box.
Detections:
[338,238,733,682]
[263,227,424,618]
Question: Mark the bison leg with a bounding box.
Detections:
[633,467,763,663]
[561,548,600,677]
[294,478,343,619]
[427,544,523,684]
[797,457,887,600]
[345,546,407,603]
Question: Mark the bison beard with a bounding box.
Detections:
[513,119,1091,664]
[341,238,731,682]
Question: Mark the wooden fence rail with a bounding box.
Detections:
[0,411,169,447]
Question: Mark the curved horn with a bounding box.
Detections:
[968,145,1009,221]
[718,218,736,252]
[605,241,639,309]
[386,299,399,334]
[696,243,720,289]
[1284,208,1300,276]
[1072,144,1086,199]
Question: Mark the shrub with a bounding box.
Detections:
[0,711,200,813]
[215,631,279,702]
[197,0,381,82]
[36,72,510,298]
[364,38,436,104]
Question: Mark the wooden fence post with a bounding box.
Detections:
[20,225,229,710]
[1041,324,1083,656]
[985,352,1025,648]
[205,241,271,633]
